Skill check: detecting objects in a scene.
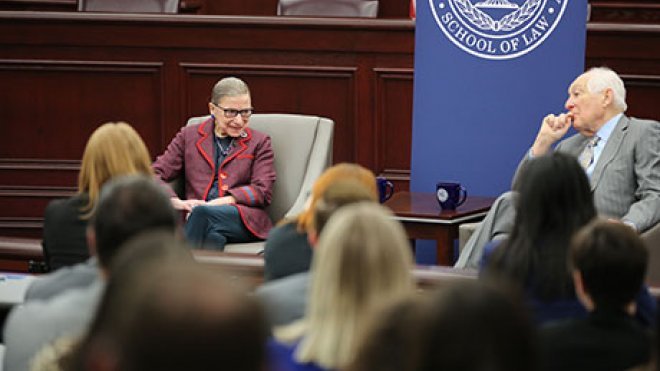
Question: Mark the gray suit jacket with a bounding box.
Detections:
[515,115,660,232]
[24,258,98,302]
[3,278,104,371]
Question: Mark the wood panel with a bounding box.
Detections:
[590,1,660,24]
[585,23,660,122]
[0,59,165,158]
[374,68,413,191]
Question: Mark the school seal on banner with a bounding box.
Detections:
[429,0,567,60]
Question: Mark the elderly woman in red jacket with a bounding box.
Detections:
[153,77,276,250]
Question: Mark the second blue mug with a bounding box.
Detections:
[436,181,467,210]
[376,177,394,203]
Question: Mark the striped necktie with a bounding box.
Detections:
[578,136,600,170]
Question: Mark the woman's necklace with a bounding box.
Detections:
[216,136,233,157]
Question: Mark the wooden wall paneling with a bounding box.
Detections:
[0,0,76,11]
[200,0,278,16]
[586,23,660,122]
[373,67,413,191]
[590,1,660,24]
[620,75,660,122]
[179,63,358,164]
[0,58,167,237]
[378,0,411,18]
[0,59,166,159]
[0,160,79,188]
[0,160,77,236]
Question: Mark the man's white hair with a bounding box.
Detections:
[586,67,627,112]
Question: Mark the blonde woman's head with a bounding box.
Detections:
[293,202,414,369]
[296,163,377,232]
[78,122,153,217]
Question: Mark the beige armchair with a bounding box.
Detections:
[181,114,334,254]
[78,0,180,13]
[642,223,660,285]
[277,0,378,17]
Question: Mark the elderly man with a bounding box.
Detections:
[456,67,660,269]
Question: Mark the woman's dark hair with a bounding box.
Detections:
[486,152,596,301]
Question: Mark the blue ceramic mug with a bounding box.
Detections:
[376,177,395,203]
[436,181,467,210]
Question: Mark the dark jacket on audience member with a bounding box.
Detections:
[480,241,657,327]
[42,194,91,271]
[263,222,313,281]
[539,308,652,371]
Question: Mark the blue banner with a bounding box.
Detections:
[410,0,588,197]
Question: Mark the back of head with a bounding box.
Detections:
[491,152,596,301]
[72,234,267,371]
[421,281,535,371]
[297,162,378,231]
[515,152,595,238]
[311,179,378,236]
[347,281,535,371]
[78,122,153,216]
[297,203,413,368]
[571,219,648,310]
[92,175,178,269]
[586,67,627,112]
[120,265,267,371]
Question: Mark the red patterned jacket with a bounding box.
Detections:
[153,117,276,239]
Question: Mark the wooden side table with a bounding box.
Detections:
[384,192,495,266]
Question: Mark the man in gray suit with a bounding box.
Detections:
[456,67,660,269]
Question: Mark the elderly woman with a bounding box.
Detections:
[42,122,153,271]
[153,77,276,250]
[263,163,377,281]
[269,203,414,371]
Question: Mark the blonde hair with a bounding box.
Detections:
[296,163,378,232]
[277,203,414,369]
[78,122,153,218]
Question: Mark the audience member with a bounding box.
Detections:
[346,281,536,371]
[263,163,377,281]
[269,203,414,371]
[458,67,660,269]
[539,220,653,371]
[481,152,655,325]
[30,230,193,371]
[153,76,276,250]
[3,176,178,371]
[257,179,377,327]
[40,122,153,272]
[46,232,268,371]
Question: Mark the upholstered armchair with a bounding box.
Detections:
[277,0,378,17]
[177,114,334,254]
[78,0,180,13]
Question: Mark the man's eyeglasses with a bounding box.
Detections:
[213,104,254,119]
